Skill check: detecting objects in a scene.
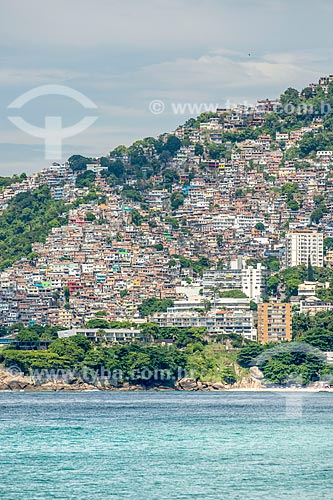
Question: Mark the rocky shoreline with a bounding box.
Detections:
[0,367,264,392]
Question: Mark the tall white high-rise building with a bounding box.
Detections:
[241,263,268,303]
[285,230,324,267]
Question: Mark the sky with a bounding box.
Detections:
[0,0,333,175]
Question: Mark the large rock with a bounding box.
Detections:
[250,366,265,380]
[175,378,199,391]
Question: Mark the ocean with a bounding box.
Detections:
[0,391,332,499]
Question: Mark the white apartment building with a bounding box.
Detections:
[59,328,144,343]
[299,297,333,316]
[285,230,324,267]
[241,263,267,303]
[151,309,257,341]
[202,258,267,302]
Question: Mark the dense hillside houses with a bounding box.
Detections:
[2,74,333,343]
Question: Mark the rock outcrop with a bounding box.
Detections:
[0,367,264,392]
[175,375,263,391]
[0,368,99,392]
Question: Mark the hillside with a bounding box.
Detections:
[1,75,333,271]
[1,74,333,379]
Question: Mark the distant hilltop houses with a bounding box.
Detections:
[1,74,333,346]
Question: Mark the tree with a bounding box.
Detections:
[138,298,174,317]
[48,338,85,363]
[170,192,185,210]
[85,212,96,222]
[307,257,314,282]
[282,182,298,197]
[86,318,110,329]
[313,194,325,206]
[301,87,313,99]
[250,301,258,311]
[159,150,171,166]
[131,209,143,226]
[255,222,265,231]
[164,135,181,155]
[287,199,299,211]
[163,169,179,187]
[75,170,96,188]
[122,187,142,202]
[110,145,128,158]
[324,237,333,253]
[237,343,264,368]
[263,359,292,385]
[16,330,40,343]
[63,286,70,303]
[165,217,179,230]
[207,143,226,160]
[267,275,280,295]
[280,87,299,105]
[70,334,92,353]
[299,136,315,157]
[310,207,326,225]
[108,160,125,178]
[68,155,90,172]
[194,144,204,156]
[83,348,107,370]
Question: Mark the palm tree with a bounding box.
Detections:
[201,299,212,314]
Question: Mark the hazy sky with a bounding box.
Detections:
[0,0,333,175]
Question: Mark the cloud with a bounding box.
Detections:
[1,0,332,53]
[0,69,84,87]
[101,50,326,104]
[1,0,333,173]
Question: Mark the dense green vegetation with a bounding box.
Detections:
[0,186,69,270]
[186,344,242,384]
[0,173,27,190]
[168,255,211,276]
[219,290,248,299]
[0,323,239,385]
[76,170,96,188]
[138,298,174,318]
[14,323,59,342]
[267,265,333,300]
[1,321,333,387]
[237,340,330,386]
[68,155,92,172]
[293,310,333,350]
[69,134,182,188]
[0,325,203,385]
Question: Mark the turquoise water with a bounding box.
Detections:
[0,392,332,499]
